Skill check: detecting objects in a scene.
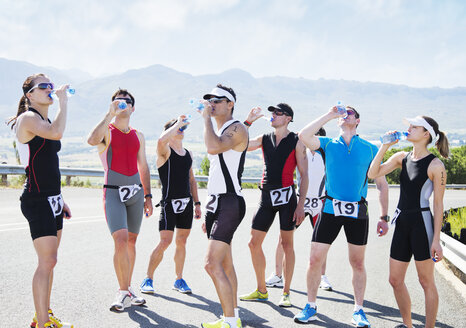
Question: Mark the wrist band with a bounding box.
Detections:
[144,194,153,199]
[194,201,201,206]
[243,120,252,127]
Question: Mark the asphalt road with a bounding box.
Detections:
[1,187,465,328]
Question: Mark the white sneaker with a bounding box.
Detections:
[128,286,146,306]
[265,273,284,288]
[320,275,333,291]
[110,290,131,312]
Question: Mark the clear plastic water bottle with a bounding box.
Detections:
[49,87,75,100]
[380,131,408,144]
[336,101,347,118]
[252,107,273,122]
[118,101,127,109]
[189,98,205,112]
[179,114,192,132]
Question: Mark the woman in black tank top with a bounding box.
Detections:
[368,116,449,328]
[8,74,73,328]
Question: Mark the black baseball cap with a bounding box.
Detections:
[268,103,294,121]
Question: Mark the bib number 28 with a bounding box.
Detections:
[332,199,359,218]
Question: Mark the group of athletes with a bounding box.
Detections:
[9,73,450,328]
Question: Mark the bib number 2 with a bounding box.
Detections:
[171,197,190,214]
[47,194,64,217]
[118,184,141,202]
[206,194,219,213]
[332,199,359,218]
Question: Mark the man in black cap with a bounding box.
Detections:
[239,103,308,308]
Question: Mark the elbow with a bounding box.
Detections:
[87,136,98,146]
[298,131,305,141]
[367,171,376,180]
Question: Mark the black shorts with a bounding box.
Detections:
[20,194,64,240]
[252,188,297,232]
[159,198,193,231]
[205,194,246,245]
[390,210,434,262]
[312,202,369,246]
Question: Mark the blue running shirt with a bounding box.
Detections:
[319,135,379,214]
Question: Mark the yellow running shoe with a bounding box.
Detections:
[44,322,58,328]
[219,316,243,328]
[239,289,268,301]
[31,310,73,328]
[278,292,292,307]
[201,318,231,328]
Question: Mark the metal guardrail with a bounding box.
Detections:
[0,164,260,184]
[440,232,466,274]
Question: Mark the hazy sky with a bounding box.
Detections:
[1,0,465,88]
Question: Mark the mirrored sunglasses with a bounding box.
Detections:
[28,82,54,93]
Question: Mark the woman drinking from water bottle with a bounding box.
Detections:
[368,116,449,328]
[7,74,73,328]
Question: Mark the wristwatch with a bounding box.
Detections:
[380,215,390,222]
[194,201,201,206]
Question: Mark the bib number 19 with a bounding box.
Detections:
[332,199,358,218]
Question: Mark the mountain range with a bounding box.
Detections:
[1,57,465,168]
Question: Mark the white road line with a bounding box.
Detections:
[0,216,104,232]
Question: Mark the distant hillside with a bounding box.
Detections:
[1,57,465,168]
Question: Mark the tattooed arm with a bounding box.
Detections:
[204,121,249,155]
[428,158,447,261]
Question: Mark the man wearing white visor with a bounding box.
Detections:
[201,84,249,328]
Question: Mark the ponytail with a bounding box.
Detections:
[422,115,450,159]
[5,73,46,130]
[436,130,450,159]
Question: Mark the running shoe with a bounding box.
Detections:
[30,310,74,328]
[265,273,284,288]
[43,322,58,328]
[218,316,243,328]
[173,278,192,294]
[109,290,131,312]
[201,319,232,328]
[294,304,317,323]
[320,275,333,291]
[140,277,155,294]
[352,309,371,327]
[394,325,408,328]
[239,289,268,301]
[128,286,146,306]
[278,292,292,307]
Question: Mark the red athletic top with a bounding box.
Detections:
[99,124,140,182]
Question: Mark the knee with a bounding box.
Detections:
[175,237,187,248]
[281,240,294,253]
[248,237,261,251]
[309,253,323,268]
[159,238,172,250]
[38,255,57,271]
[389,275,404,289]
[204,257,221,277]
[350,259,365,272]
[418,274,435,290]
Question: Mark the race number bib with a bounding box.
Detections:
[47,194,64,217]
[304,197,323,216]
[205,194,219,213]
[118,184,141,203]
[269,186,292,206]
[332,199,359,218]
[391,208,401,225]
[171,197,191,214]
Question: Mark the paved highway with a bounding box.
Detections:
[1,187,465,327]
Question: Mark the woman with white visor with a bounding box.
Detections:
[367,116,449,328]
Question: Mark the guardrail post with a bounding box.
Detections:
[1,174,7,186]
[66,176,71,186]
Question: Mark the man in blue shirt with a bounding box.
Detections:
[294,105,389,328]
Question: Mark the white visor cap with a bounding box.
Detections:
[403,116,438,143]
[203,87,235,103]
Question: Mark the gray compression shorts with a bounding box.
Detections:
[103,171,144,234]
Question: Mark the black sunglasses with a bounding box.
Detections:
[115,97,133,105]
[208,97,228,104]
[273,110,290,117]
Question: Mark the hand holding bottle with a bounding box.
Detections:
[380,131,408,145]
